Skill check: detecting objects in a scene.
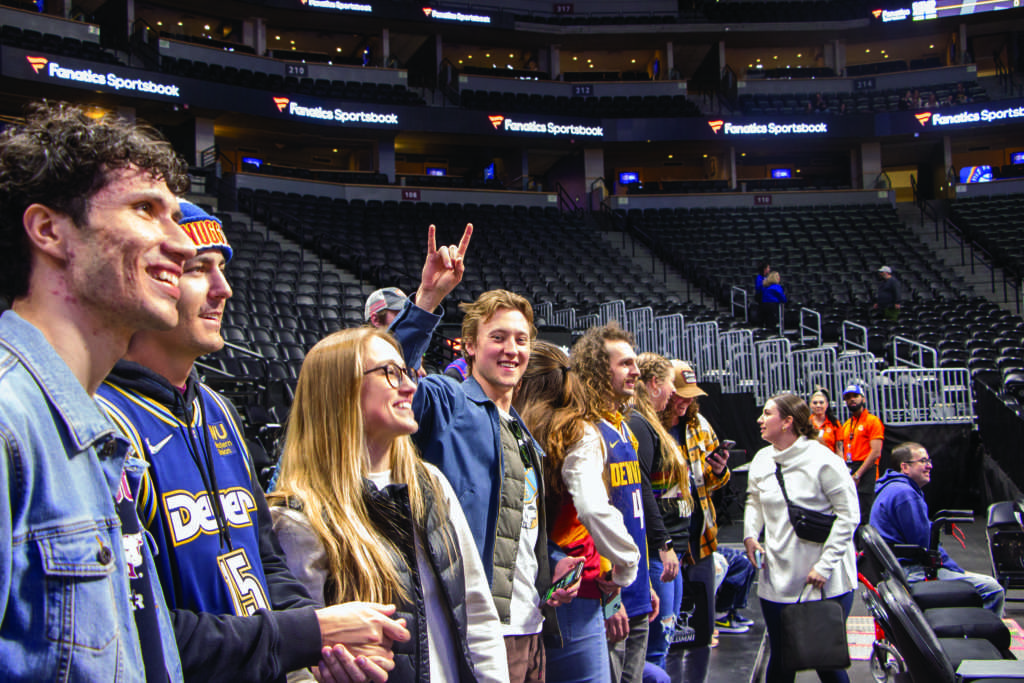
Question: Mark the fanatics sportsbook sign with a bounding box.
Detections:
[25,55,181,98]
[273,96,400,126]
[707,119,828,136]
[488,114,604,138]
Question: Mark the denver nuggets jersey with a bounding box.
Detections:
[598,417,651,618]
[97,364,271,618]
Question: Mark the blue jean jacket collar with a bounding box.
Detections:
[0,311,118,452]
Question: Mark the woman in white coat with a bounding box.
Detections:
[743,393,859,683]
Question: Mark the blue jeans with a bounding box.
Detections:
[761,591,854,683]
[905,565,1006,617]
[715,546,756,613]
[646,559,683,669]
[546,597,611,683]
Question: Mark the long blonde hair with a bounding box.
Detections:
[633,353,692,506]
[268,327,446,604]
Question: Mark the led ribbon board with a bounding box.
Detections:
[272,96,399,126]
[707,120,828,136]
[301,0,373,11]
[421,7,492,23]
[22,53,181,98]
[488,114,604,137]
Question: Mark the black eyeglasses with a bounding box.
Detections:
[908,457,932,465]
[363,362,418,388]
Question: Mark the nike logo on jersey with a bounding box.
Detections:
[610,440,620,448]
[146,434,173,454]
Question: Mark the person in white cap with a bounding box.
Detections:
[839,383,884,524]
[365,287,408,328]
[874,266,901,321]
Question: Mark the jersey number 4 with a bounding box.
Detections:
[632,489,645,527]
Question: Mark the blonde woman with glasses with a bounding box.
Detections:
[269,327,508,683]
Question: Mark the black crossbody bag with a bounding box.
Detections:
[775,464,836,544]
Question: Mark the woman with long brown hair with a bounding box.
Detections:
[269,327,508,682]
[514,340,639,683]
[629,353,694,670]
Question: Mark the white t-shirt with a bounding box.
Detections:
[499,408,544,636]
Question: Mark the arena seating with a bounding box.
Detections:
[159,56,426,106]
[617,201,1024,417]
[0,24,123,64]
[950,193,1024,279]
[737,82,988,116]
[700,0,866,23]
[459,89,701,118]
[235,188,702,321]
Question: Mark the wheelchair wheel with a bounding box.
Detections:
[870,639,907,683]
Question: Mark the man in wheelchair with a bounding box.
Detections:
[871,442,1005,616]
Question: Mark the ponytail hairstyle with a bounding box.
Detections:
[768,392,818,440]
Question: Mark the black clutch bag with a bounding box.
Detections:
[775,465,836,544]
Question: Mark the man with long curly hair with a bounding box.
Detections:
[571,322,659,683]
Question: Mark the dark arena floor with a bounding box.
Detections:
[687,517,1024,683]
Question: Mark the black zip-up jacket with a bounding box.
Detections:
[104,360,322,683]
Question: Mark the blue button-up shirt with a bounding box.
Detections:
[0,310,182,682]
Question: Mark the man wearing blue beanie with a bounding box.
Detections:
[98,201,408,682]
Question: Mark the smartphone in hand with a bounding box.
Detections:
[707,440,736,464]
[544,558,585,602]
[602,591,623,620]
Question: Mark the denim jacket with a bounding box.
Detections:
[0,311,182,682]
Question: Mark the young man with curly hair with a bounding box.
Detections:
[0,101,195,682]
[571,322,659,683]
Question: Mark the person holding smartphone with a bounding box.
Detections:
[661,361,731,683]
[515,340,639,683]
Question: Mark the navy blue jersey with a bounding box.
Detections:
[598,418,651,618]
[98,381,271,617]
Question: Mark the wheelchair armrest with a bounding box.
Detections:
[931,510,973,552]
[933,509,975,525]
[889,543,932,565]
